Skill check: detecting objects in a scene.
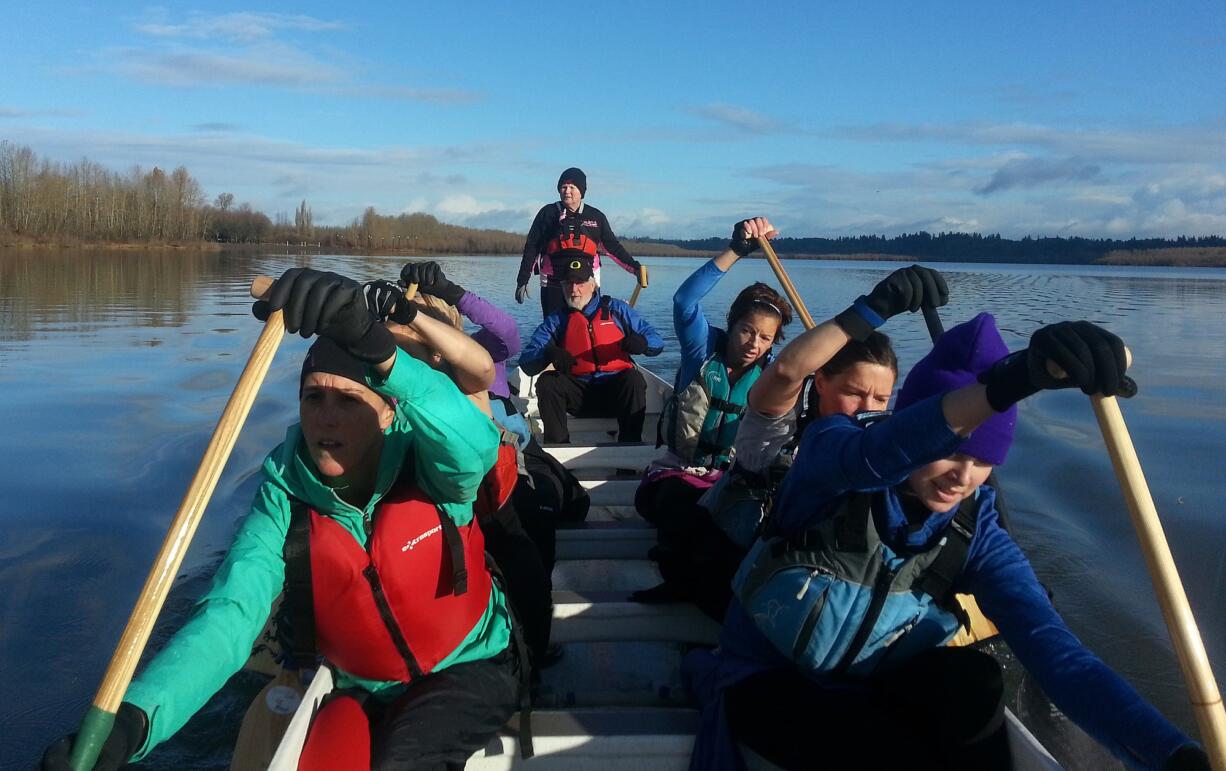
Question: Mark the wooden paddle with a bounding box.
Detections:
[628,264,648,308]
[67,276,289,770]
[757,237,816,329]
[1084,384,1226,766]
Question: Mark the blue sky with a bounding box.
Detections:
[3,1,1224,239]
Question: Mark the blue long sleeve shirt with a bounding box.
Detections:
[697,396,1194,770]
[672,258,729,390]
[518,291,664,380]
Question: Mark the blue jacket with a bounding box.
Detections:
[687,395,1194,770]
[518,290,664,381]
[673,259,730,390]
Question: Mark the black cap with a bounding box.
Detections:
[557,167,587,196]
[299,336,368,396]
[557,250,594,282]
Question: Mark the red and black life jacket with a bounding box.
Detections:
[473,434,522,523]
[545,223,599,262]
[280,481,491,682]
[559,296,634,377]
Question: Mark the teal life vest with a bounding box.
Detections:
[661,335,762,468]
[733,490,977,679]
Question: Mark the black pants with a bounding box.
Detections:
[635,475,746,621]
[481,498,554,667]
[367,648,520,770]
[725,647,1011,771]
[535,368,647,443]
[539,282,565,317]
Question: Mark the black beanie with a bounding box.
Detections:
[558,167,587,196]
[299,336,368,396]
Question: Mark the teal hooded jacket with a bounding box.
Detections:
[124,349,506,759]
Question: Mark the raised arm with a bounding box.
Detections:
[386,310,496,396]
[749,264,948,417]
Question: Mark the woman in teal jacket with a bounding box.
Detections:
[44,268,516,770]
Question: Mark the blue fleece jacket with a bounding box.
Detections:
[686,395,1195,770]
[518,290,664,381]
[672,259,729,390]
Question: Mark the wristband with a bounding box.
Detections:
[833,296,887,342]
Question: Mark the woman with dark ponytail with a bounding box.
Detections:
[632,217,793,617]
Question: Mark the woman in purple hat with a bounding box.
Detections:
[684,313,1207,771]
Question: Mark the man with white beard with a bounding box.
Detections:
[518,252,664,444]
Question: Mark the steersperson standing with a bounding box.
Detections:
[515,167,646,317]
[518,251,664,444]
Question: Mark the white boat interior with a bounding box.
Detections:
[264,366,1064,770]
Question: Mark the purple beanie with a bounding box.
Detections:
[894,312,1016,466]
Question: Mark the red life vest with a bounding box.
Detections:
[306,483,491,682]
[474,439,521,522]
[560,296,635,376]
[545,229,599,260]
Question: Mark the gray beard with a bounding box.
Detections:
[565,294,586,310]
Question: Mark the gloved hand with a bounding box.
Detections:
[835,265,949,341]
[400,261,464,306]
[729,219,764,258]
[1162,744,1209,771]
[978,320,1137,412]
[545,343,576,372]
[254,268,395,363]
[42,702,148,770]
[364,280,419,325]
[515,283,531,304]
[621,331,649,355]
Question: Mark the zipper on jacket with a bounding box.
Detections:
[792,566,833,660]
[833,563,896,675]
[587,318,601,371]
[363,564,425,680]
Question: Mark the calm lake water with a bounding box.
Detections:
[2,249,1224,768]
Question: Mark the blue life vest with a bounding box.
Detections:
[733,491,976,679]
[661,334,761,468]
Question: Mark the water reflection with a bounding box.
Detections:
[1,250,1224,767]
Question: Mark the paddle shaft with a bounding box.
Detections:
[757,237,816,329]
[628,265,647,308]
[69,278,287,770]
[1091,396,1226,767]
[932,300,1223,763]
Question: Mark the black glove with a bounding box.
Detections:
[43,702,148,770]
[545,343,576,372]
[253,268,395,363]
[729,220,761,258]
[1163,744,1210,771]
[515,283,530,304]
[363,280,419,325]
[621,331,649,355]
[835,265,949,341]
[400,261,465,306]
[978,320,1137,412]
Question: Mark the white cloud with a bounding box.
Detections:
[686,103,785,134]
[134,11,346,43]
[114,43,346,87]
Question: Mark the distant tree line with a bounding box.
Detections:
[3,141,1222,262]
[655,230,1226,265]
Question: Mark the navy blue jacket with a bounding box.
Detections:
[686,395,1195,770]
